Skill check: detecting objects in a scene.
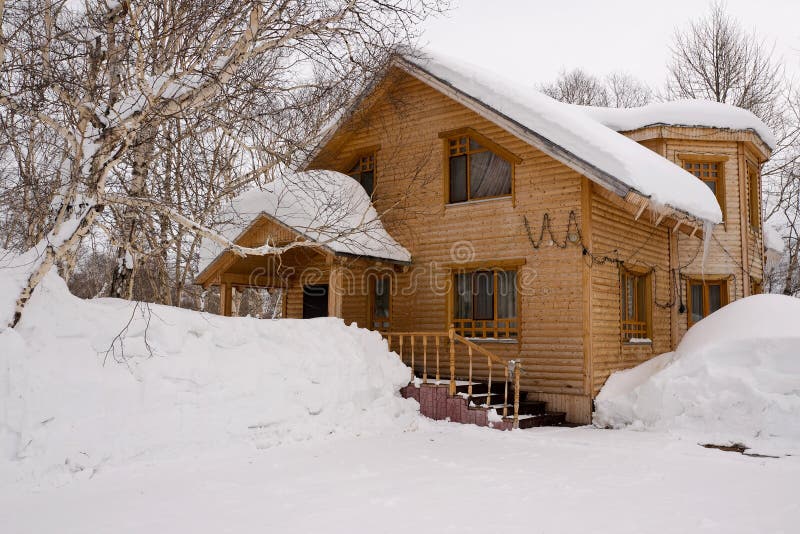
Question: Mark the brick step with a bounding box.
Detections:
[402,377,567,430]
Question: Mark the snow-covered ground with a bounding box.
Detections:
[2,423,799,534]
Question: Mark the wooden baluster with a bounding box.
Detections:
[435,336,441,384]
[387,334,392,353]
[448,327,456,396]
[467,345,473,398]
[422,336,428,384]
[503,364,509,418]
[513,360,521,429]
[410,335,415,382]
[486,356,492,408]
[400,336,407,380]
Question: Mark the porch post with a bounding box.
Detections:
[328,260,344,318]
[219,282,233,317]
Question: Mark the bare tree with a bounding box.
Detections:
[666,0,783,125]
[541,69,652,108]
[0,0,444,327]
[541,69,610,106]
[605,72,653,108]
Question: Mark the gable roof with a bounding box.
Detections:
[397,51,724,224]
[196,170,411,282]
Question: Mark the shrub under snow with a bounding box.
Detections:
[0,265,418,483]
[594,294,800,453]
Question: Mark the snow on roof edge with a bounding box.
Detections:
[579,101,776,151]
[399,51,723,224]
[195,170,412,283]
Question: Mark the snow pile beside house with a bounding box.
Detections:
[0,267,418,483]
[594,295,800,452]
[197,170,411,275]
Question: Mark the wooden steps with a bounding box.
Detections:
[401,378,568,430]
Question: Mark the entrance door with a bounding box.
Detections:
[302,284,329,319]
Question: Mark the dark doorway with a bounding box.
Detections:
[302,284,329,319]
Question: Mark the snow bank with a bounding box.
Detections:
[581,100,776,149]
[0,268,418,484]
[197,170,411,276]
[404,51,723,223]
[594,295,800,452]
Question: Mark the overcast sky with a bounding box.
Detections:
[422,0,800,90]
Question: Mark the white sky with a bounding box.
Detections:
[422,0,800,90]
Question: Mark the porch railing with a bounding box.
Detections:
[383,327,521,429]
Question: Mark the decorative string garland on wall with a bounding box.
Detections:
[522,211,678,309]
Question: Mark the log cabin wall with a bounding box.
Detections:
[308,68,592,422]
[588,184,672,396]
[623,127,767,345]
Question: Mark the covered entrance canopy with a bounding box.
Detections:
[194,170,411,318]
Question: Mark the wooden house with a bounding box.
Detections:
[195,52,774,424]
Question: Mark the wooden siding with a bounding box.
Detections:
[588,185,673,395]
[310,69,590,420]
[663,138,764,342]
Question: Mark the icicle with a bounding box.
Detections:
[700,220,714,277]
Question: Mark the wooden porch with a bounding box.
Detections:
[387,329,567,430]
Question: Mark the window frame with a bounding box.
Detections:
[619,267,652,342]
[450,266,519,340]
[679,155,727,223]
[686,277,729,327]
[369,274,392,331]
[747,161,761,231]
[346,150,377,197]
[439,127,521,205]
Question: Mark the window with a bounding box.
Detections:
[443,130,516,203]
[620,270,651,341]
[348,153,375,196]
[453,269,517,338]
[687,279,729,326]
[683,160,725,220]
[371,276,391,330]
[747,163,761,230]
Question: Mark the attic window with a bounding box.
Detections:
[348,153,375,196]
[682,160,725,221]
[441,129,518,204]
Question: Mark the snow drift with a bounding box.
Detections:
[0,264,418,484]
[594,294,800,452]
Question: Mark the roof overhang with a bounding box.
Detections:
[392,57,712,237]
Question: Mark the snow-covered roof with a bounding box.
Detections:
[197,170,411,276]
[580,100,776,150]
[399,51,737,224]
